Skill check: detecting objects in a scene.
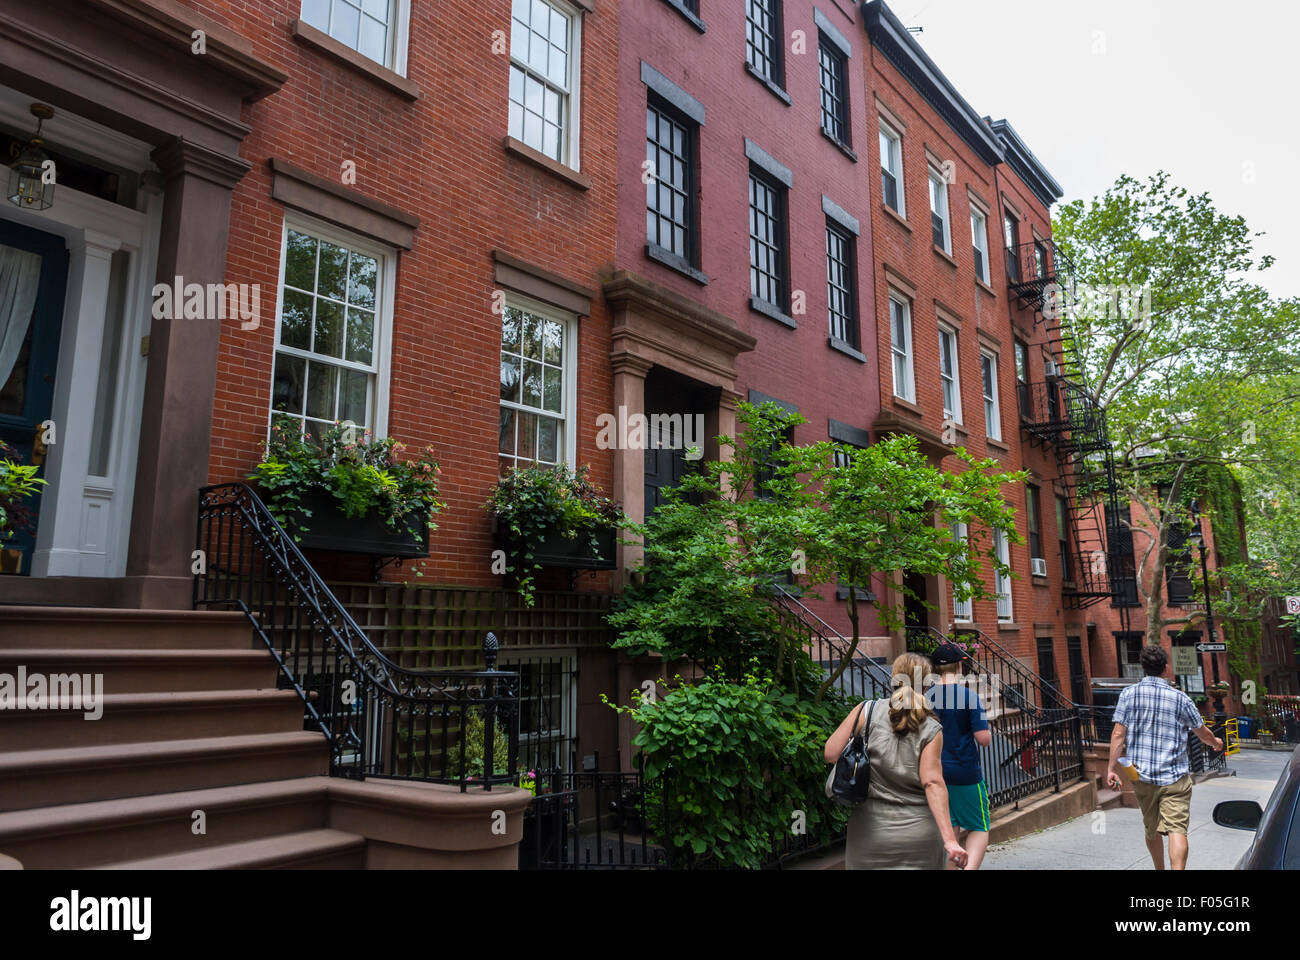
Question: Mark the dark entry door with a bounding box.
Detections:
[1067,635,1087,705]
[0,219,69,574]
[642,369,711,520]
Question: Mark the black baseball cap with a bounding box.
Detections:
[931,642,966,666]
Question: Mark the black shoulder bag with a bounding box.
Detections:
[827,700,877,806]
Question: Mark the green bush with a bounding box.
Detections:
[609,670,849,869]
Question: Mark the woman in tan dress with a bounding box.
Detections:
[824,652,967,869]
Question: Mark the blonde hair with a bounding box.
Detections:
[889,652,936,735]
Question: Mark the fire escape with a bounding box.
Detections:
[1006,241,1133,625]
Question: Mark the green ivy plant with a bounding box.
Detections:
[604,668,850,869]
[486,463,625,605]
[0,440,44,542]
[249,421,443,541]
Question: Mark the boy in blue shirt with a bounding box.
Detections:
[927,642,992,869]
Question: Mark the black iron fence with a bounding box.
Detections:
[194,483,519,790]
[1261,696,1300,744]
[906,626,1085,809]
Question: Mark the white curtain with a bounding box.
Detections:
[0,243,43,393]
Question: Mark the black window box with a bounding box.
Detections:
[278,487,430,558]
[494,519,618,570]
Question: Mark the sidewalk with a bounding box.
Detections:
[983,749,1290,870]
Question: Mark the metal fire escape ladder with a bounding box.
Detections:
[1007,242,1131,618]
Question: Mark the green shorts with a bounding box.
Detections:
[948,781,991,833]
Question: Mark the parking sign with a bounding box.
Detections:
[1287,596,1300,615]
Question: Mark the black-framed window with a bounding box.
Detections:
[745,0,782,85]
[645,97,697,265]
[1161,486,1197,606]
[1036,637,1060,693]
[681,0,699,12]
[1056,494,1073,581]
[817,34,849,145]
[749,168,787,311]
[1026,485,1043,563]
[1034,240,1048,279]
[1014,339,1030,416]
[1107,503,1140,606]
[1003,212,1020,282]
[825,219,857,348]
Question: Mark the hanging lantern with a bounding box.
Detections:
[7,103,55,211]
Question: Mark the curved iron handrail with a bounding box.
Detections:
[193,482,518,788]
[768,583,894,699]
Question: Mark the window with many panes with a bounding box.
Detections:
[981,350,1001,441]
[938,324,961,423]
[952,520,972,621]
[818,34,849,145]
[890,295,914,402]
[301,0,408,71]
[879,121,904,214]
[1034,239,1048,279]
[1026,485,1043,563]
[499,300,572,475]
[993,525,1013,621]
[645,98,696,265]
[970,206,989,283]
[826,220,857,347]
[509,0,580,166]
[272,224,388,439]
[749,168,787,310]
[745,0,782,86]
[928,165,950,252]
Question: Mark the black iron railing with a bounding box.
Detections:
[770,584,894,702]
[520,767,671,869]
[1262,696,1300,744]
[194,483,518,790]
[1006,238,1075,312]
[905,625,1085,809]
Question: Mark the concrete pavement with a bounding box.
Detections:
[982,748,1291,869]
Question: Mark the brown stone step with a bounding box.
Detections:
[0,732,328,811]
[0,649,279,693]
[0,607,256,650]
[1096,787,1123,810]
[0,778,332,869]
[91,828,366,870]
[0,688,306,750]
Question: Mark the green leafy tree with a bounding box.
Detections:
[1054,172,1300,647]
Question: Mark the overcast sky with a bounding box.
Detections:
[895,0,1300,301]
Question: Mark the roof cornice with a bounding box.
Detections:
[861,0,1004,166]
[986,117,1064,207]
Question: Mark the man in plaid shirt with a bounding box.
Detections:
[1107,645,1224,870]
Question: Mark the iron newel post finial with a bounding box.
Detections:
[483,630,499,672]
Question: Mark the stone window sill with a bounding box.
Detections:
[828,336,866,362]
[646,243,709,285]
[504,137,591,191]
[997,621,1021,632]
[291,20,419,100]
[750,296,797,328]
[883,203,911,232]
[892,395,923,417]
[745,62,791,106]
[933,244,958,269]
[820,127,858,163]
[660,0,706,32]
[975,276,997,298]
[1032,575,1051,588]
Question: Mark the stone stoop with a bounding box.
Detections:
[1083,745,1139,808]
[0,605,530,869]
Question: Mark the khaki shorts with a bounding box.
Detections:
[1132,774,1193,837]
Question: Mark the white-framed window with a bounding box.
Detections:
[938,323,961,423]
[889,294,914,402]
[952,520,972,621]
[879,120,904,215]
[993,525,1013,621]
[928,165,950,252]
[499,294,577,474]
[981,350,1001,441]
[970,206,990,283]
[509,0,583,168]
[271,217,395,440]
[300,0,411,74]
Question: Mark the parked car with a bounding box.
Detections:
[1213,744,1300,869]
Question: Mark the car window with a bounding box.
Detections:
[1285,782,1300,869]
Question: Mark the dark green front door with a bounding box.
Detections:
[0,219,69,574]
